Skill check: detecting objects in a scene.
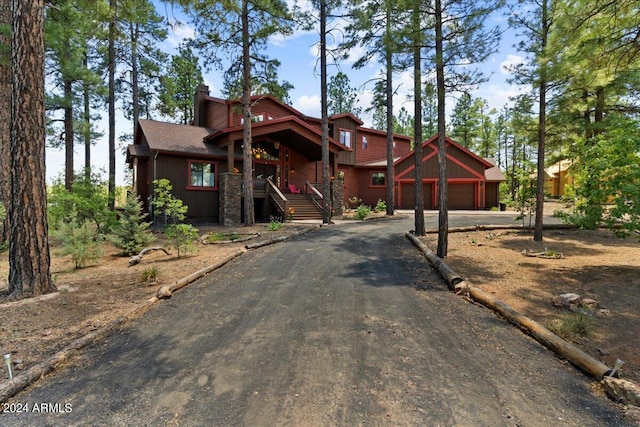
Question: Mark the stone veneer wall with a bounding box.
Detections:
[219,173,242,225]
[331,179,344,217]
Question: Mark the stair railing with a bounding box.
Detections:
[266,177,289,221]
[305,181,323,211]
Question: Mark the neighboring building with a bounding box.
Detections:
[127,86,505,223]
[545,159,573,198]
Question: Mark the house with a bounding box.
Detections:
[127,86,505,223]
[544,159,573,198]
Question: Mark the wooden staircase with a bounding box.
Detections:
[284,193,322,220]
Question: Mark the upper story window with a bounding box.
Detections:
[188,160,217,189]
[371,172,385,187]
[240,113,274,125]
[339,129,353,148]
[362,136,368,150]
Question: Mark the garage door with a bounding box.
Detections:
[400,183,433,209]
[448,183,475,209]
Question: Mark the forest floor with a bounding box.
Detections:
[0,209,638,389]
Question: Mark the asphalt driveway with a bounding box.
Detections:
[1,214,629,426]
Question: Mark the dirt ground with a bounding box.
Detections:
[423,226,640,385]
[0,223,313,382]
[0,214,639,391]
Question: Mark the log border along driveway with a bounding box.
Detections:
[1,213,631,426]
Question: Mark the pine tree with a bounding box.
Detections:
[327,71,362,116]
[8,0,56,299]
[110,192,155,256]
[158,43,204,124]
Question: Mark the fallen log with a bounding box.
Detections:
[405,231,612,381]
[129,246,171,266]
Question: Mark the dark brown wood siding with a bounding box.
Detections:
[334,116,357,165]
[205,100,229,129]
[153,154,220,222]
[485,182,499,208]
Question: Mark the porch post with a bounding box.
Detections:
[227,142,234,172]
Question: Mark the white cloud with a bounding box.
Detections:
[167,22,195,48]
[500,54,525,75]
[293,95,322,117]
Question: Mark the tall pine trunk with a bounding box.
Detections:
[64,75,74,190]
[321,0,331,224]
[83,51,91,180]
[8,0,55,299]
[130,22,140,127]
[435,0,448,257]
[0,0,10,244]
[533,0,549,242]
[412,2,425,236]
[384,0,394,216]
[107,0,116,211]
[241,0,254,226]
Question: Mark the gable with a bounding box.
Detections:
[395,135,495,180]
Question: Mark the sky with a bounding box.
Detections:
[45,1,526,186]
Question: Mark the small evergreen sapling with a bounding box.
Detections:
[110,192,155,256]
[151,179,198,257]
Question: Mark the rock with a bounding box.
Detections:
[581,298,597,305]
[598,348,611,356]
[626,406,640,424]
[597,309,612,318]
[559,293,581,304]
[602,377,640,406]
[156,286,172,299]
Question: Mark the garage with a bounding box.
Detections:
[399,182,433,209]
[448,183,476,210]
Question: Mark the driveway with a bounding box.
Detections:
[1,214,629,426]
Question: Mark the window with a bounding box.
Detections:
[339,129,353,148]
[362,136,368,150]
[188,161,217,189]
[371,172,385,187]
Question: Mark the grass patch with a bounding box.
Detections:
[139,265,159,284]
[547,312,597,341]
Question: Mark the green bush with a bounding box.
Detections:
[48,171,116,234]
[152,178,188,226]
[165,223,199,257]
[374,199,386,213]
[268,216,283,231]
[54,211,104,269]
[110,192,155,256]
[355,205,371,220]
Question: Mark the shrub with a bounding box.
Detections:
[48,171,116,234]
[547,312,597,341]
[109,192,155,256]
[355,204,371,220]
[268,216,283,231]
[54,210,104,269]
[374,199,386,213]
[139,266,159,284]
[165,223,199,257]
